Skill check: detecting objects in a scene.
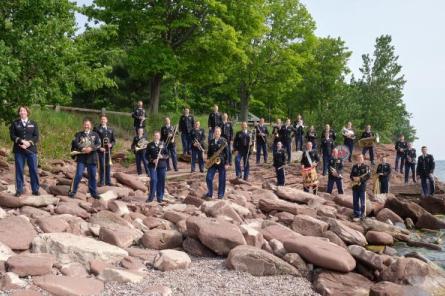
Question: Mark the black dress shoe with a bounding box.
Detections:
[68,192,75,198]
[15,192,22,197]
[91,195,100,200]
[32,191,40,196]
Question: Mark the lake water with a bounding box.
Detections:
[436,160,445,182]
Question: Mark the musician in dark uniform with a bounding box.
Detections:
[320,132,335,176]
[306,125,317,150]
[131,101,146,132]
[93,114,116,186]
[234,122,252,180]
[361,125,375,165]
[342,122,355,162]
[301,141,320,194]
[160,117,178,171]
[179,108,194,155]
[280,119,294,164]
[395,134,407,173]
[9,106,40,197]
[221,113,233,166]
[69,118,101,199]
[416,146,435,197]
[205,127,229,200]
[273,142,287,186]
[324,124,336,141]
[190,121,206,173]
[255,118,269,164]
[350,154,371,221]
[293,114,305,151]
[207,104,223,142]
[131,128,149,176]
[272,118,282,154]
[146,131,169,203]
[376,155,391,194]
[404,142,416,184]
[327,148,344,195]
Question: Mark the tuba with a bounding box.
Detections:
[205,141,228,169]
[358,133,379,148]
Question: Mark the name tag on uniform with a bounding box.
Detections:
[27,125,35,128]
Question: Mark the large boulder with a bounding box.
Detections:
[384,196,425,223]
[348,245,386,271]
[182,237,215,257]
[0,216,37,250]
[98,268,144,283]
[376,208,404,224]
[261,224,301,243]
[90,211,143,242]
[99,226,136,248]
[32,233,128,268]
[0,193,59,208]
[314,271,373,296]
[114,172,147,192]
[0,242,15,261]
[55,202,90,219]
[36,216,70,233]
[328,218,367,246]
[201,200,243,223]
[141,229,183,250]
[153,250,191,271]
[275,187,324,204]
[365,231,394,246]
[33,275,104,296]
[284,236,356,272]
[291,215,328,237]
[415,212,445,230]
[240,224,265,248]
[419,196,445,215]
[258,197,316,216]
[186,216,246,255]
[226,245,300,276]
[6,253,55,277]
[369,281,429,296]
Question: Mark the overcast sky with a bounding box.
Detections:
[74,0,444,159]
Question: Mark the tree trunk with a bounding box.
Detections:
[148,73,162,114]
[239,81,249,122]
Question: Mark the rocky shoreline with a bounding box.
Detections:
[0,144,444,296]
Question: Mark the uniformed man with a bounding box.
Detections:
[179,108,194,155]
[416,146,435,197]
[131,128,149,176]
[324,124,336,142]
[404,142,417,184]
[395,134,407,173]
[361,125,375,165]
[69,118,101,199]
[94,114,116,186]
[301,141,320,194]
[207,104,223,142]
[273,142,287,186]
[146,131,169,203]
[9,106,40,197]
[293,114,305,151]
[205,127,229,200]
[234,122,252,180]
[190,121,206,173]
[327,148,344,195]
[280,119,294,164]
[131,101,146,132]
[272,118,282,154]
[160,117,178,171]
[350,154,371,221]
[255,118,269,164]
[306,125,317,150]
[321,131,335,176]
[342,122,355,162]
[376,155,392,194]
[221,113,234,166]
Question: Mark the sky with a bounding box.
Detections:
[74,0,445,159]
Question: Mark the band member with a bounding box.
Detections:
[205,127,229,199]
[280,119,294,164]
[376,155,391,194]
[146,131,169,203]
[190,121,206,173]
[221,113,234,166]
[272,118,282,154]
[131,128,149,176]
[301,141,320,194]
[324,124,336,142]
[208,104,223,142]
[361,125,375,165]
[395,134,407,173]
[404,142,416,184]
[69,119,101,199]
[293,114,305,151]
[350,154,371,221]
[273,142,286,186]
[131,101,146,132]
[416,146,435,197]
[94,114,115,186]
[234,122,252,180]
[342,122,355,162]
[306,125,317,150]
[179,108,194,155]
[327,148,344,195]
[160,117,178,171]
[321,132,335,176]
[9,106,40,197]
[256,118,269,164]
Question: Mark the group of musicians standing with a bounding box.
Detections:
[9,104,437,219]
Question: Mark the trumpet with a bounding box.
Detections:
[193,139,205,152]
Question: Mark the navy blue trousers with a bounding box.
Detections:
[206,165,226,198]
[71,162,97,197]
[14,151,39,194]
[135,151,149,176]
[148,166,167,202]
[98,151,112,185]
[191,148,204,172]
[353,184,366,218]
[235,152,250,180]
[256,141,268,163]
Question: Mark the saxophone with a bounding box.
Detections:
[205,141,228,169]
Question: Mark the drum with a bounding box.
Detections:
[336,145,350,161]
[302,166,319,188]
[295,151,303,162]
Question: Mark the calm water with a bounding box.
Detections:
[436,160,445,182]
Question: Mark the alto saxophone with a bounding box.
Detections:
[205,141,228,169]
